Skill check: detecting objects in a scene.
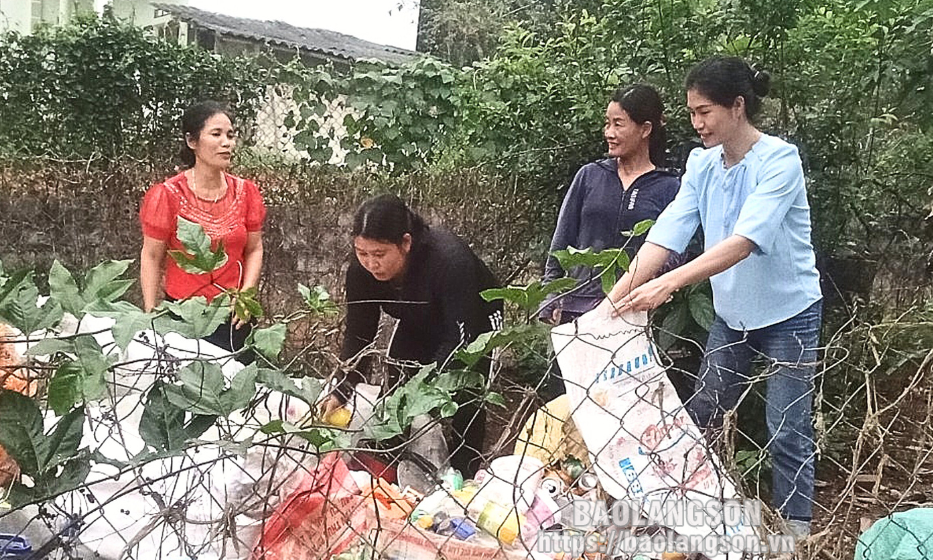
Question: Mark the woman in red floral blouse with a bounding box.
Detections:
[139,101,266,358]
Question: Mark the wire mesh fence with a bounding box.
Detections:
[0,155,930,560]
[247,83,356,166]
[0,282,929,560]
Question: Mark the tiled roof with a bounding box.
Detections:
[151,3,418,65]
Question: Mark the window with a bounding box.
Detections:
[154,8,169,18]
[31,0,43,30]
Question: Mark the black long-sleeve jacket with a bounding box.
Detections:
[338,226,502,393]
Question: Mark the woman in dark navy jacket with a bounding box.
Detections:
[541,84,680,324]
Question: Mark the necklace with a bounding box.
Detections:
[189,170,226,203]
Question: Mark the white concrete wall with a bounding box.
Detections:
[111,0,185,29]
[0,0,36,34]
[252,83,355,165]
[0,0,95,34]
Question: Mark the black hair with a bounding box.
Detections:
[178,100,235,168]
[610,83,668,167]
[685,56,771,120]
[352,194,428,246]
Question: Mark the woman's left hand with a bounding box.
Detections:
[231,307,248,329]
[613,276,675,315]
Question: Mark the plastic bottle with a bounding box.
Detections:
[436,516,477,540]
[409,488,449,522]
[439,467,464,492]
[521,490,562,545]
[467,455,544,517]
[476,501,525,546]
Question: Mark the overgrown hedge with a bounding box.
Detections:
[0,15,270,160]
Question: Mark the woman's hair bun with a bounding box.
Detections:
[751,67,771,98]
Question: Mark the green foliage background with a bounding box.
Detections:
[0,14,269,160]
[2,2,931,262]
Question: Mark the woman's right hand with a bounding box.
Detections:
[538,306,562,326]
[318,393,343,421]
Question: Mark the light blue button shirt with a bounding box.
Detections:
[646,134,822,330]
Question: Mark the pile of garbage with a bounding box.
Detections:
[255,449,603,560]
[0,305,759,560]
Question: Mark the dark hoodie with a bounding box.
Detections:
[542,158,680,317]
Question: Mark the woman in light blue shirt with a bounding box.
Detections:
[604,56,822,538]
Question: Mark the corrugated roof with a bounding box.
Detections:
[151,3,419,65]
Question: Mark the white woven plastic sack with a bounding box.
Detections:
[10,313,319,560]
[551,307,759,559]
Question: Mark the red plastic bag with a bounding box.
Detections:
[253,452,366,559]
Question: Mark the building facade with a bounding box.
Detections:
[0,0,94,35]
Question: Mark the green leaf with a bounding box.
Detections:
[541,277,580,297]
[111,309,156,351]
[259,419,288,434]
[298,283,338,315]
[455,331,496,368]
[49,260,134,317]
[45,338,109,416]
[185,414,218,440]
[0,270,63,333]
[551,246,605,269]
[44,406,85,470]
[256,367,321,406]
[163,362,226,416]
[139,383,186,452]
[485,391,507,407]
[168,217,228,274]
[158,296,231,340]
[440,401,458,418]
[219,364,258,414]
[366,365,461,441]
[48,362,85,416]
[35,456,92,500]
[688,291,715,331]
[82,259,134,304]
[84,299,142,317]
[600,264,620,295]
[434,370,483,392]
[48,260,82,316]
[628,219,655,237]
[454,324,544,367]
[552,246,631,282]
[83,300,153,351]
[613,250,631,273]
[480,286,534,306]
[0,391,46,475]
[260,421,349,451]
[481,278,576,313]
[88,450,129,470]
[139,382,217,452]
[231,286,263,323]
[47,341,108,417]
[25,338,74,357]
[658,303,689,351]
[74,336,110,397]
[249,323,287,360]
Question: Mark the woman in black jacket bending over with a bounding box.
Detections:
[323,194,502,476]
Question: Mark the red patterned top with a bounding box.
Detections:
[140,171,266,302]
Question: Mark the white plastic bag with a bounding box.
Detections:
[551,308,758,558]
